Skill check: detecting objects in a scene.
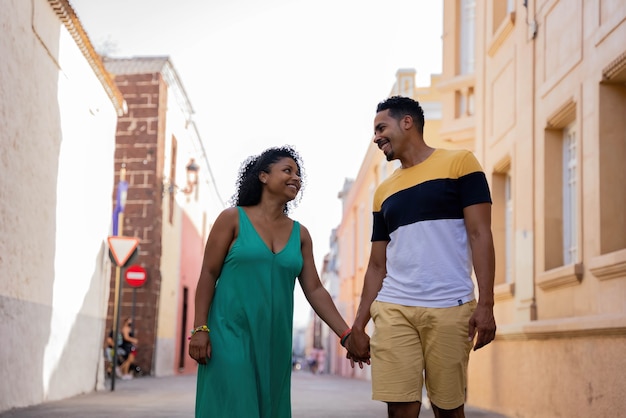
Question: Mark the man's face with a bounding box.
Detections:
[373,109,402,161]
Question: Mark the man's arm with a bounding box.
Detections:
[464,202,497,350]
[349,240,388,360]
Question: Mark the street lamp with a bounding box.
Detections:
[183,158,200,195]
[163,158,200,196]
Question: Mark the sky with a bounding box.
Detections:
[70,0,443,326]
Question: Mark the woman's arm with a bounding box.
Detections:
[297,225,368,366]
[188,207,238,364]
[297,225,350,339]
[122,327,139,345]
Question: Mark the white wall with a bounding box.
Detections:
[154,68,225,376]
[0,0,118,411]
[154,81,190,376]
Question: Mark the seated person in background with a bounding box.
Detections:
[104,332,117,376]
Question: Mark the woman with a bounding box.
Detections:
[119,317,138,379]
[106,317,138,380]
[189,146,363,418]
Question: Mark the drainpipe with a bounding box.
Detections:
[526,0,538,320]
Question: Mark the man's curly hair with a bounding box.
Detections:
[377,95,425,134]
[230,145,305,214]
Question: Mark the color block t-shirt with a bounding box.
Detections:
[372,149,492,308]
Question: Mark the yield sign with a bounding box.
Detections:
[107,236,140,267]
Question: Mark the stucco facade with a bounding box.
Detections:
[440,1,626,416]
[0,0,124,412]
[329,1,626,414]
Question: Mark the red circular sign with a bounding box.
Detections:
[125,265,147,288]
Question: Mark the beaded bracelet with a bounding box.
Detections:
[189,325,210,339]
[339,328,352,347]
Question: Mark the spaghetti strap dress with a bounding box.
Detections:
[195,206,303,418]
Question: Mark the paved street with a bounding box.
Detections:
[0,371,508,417]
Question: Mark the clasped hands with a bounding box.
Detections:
[342,328,371,369]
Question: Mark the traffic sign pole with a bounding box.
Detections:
[124,265,148,336]
[112,265,122,391]
[108,167,141,391]
[111,166,127,392]
[131,288,136,337]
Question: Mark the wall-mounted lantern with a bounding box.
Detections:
[183,158,200,195]
[164,158,200,196]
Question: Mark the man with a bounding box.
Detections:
[349,96,496,418]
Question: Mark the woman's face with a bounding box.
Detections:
[262,157,301,201]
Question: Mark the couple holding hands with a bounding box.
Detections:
[189,96,496,418]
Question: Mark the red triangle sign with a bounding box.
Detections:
[107,236,140,267]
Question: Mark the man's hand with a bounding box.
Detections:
[344,328,371,368]
[468,303,496,350]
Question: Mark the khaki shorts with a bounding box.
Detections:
[369,300,476,409]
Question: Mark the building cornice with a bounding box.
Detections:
[48,0,126,116]
[603,51,626,82]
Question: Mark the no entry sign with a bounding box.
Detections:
[125,265,147,288]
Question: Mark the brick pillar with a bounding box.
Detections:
[107,72,168,375]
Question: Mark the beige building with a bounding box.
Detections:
[329,1,625,416]
[439,0,626,416]
[0,0,124,411]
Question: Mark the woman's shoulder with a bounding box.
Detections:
[297,221,311,240]
[207,207,240,235]
[216,207,240,222]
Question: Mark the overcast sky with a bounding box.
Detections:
[71,0,444,326]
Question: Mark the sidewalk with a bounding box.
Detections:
[0,372,508,417]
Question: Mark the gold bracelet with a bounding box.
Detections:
[190,325,210,336]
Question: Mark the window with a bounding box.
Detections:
[562,124,577,265]
[492,165,513,285]
[459,0,476,75]
[504,172,513,283]
[589,55,626,282]
[598,81,626,255]
[543,103,578,271]
[539,103,584,289]
[492,0,514,34]
[169,136,178,224]
[487,0,516,57]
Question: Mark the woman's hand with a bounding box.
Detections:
[188,331,212,364]
[344,329,371,369]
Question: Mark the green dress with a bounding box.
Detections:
[196,207,303,418]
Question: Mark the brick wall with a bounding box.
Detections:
[107,72,168,375]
